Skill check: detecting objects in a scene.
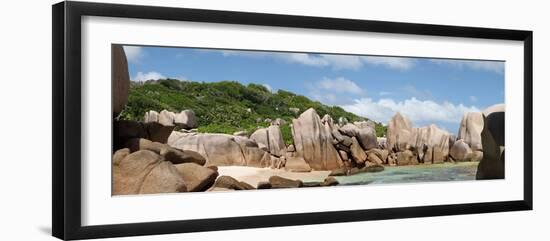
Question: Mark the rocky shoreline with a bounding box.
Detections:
[111,45,505,195]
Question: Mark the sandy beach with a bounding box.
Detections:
[217,166,331,187]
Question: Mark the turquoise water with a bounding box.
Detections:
[334,162,480,185]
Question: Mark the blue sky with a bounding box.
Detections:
[123,45,504,134]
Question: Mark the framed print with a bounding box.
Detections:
[52,1,533,240]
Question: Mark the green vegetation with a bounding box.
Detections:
[119,79,387,144]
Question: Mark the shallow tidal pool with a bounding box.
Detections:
[334,161,480,186]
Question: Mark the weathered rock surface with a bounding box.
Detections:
[338,150,349,162]
[339,123,377,150]
[291,108,343,170]
[113,148,130,165]
[174,163,218,192]
[458,112,484,151]
[349,137,368,164]
[212,176,255,190]
[396,150,417,166]
[387,112,414,152]
[450,139,473,161]
[174,110,198,129]
[112,45,130,116]
[269,176,303,188]
[113,150,187,195]
[329,168,347,176]
[354,120,376,129]
[158,110,176,126]
[113,120,175,150]
[413,124,451,164]
[477,104,505,180]
[250,125,287,157]
[169,133,272,168]
[284,157,312,172]
[125,138,206,165]
[366,148,388,165]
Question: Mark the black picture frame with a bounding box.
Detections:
[52,1,533,240]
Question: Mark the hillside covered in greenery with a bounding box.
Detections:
[119,79,386,144]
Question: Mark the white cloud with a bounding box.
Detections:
[132,71,166,82]
[318,77,363,94]
[341,97,479,125]
[284,53,330,67]
[212,50,415,70]
[361,56,415,70]
[379,91,392,96]
[469,95,478,102]
[307,77,364,105]
[319,55,363,70]
[123,46,144,63]
[430,59,504,74]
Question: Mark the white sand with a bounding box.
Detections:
[217,166,331,187]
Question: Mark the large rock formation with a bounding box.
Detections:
[168,132,279,168]
[339,123,377,151]
[112,45,130,116]
[112,150,187,195]
[291,108,343,170]
[476,104,505,180]
[458,112,484,151]
[124,138,206,165]
[414,124,452,164]
[250,125,287,157]
[113,120,175,151]
[386,112,414,152]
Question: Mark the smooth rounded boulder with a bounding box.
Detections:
[450,139,473,161]
[124,138,206,165]
[112,150,187,195]
[175,163,218,192]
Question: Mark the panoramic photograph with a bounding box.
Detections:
[111,44,505,195]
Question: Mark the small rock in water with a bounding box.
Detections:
[257,181,272,189]
[320,177,339,186]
